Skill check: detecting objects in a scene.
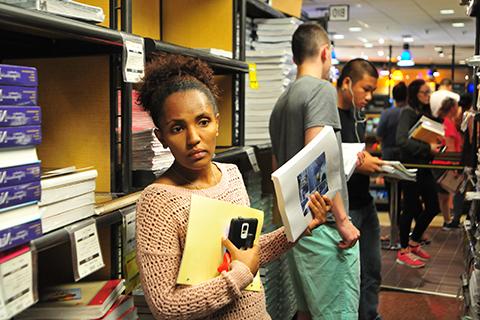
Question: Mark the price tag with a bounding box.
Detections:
[121,33,145,83]
[67,219,104,281]
[0,247,35,319]
[246,148,260,172]
[122,207,136,261]
[248,63,259,89]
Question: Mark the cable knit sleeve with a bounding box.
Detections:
[259,227,295,266]
[136,187,254,320]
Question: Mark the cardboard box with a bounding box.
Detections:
[270,0,303,18]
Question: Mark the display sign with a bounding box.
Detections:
[329,5,349,21]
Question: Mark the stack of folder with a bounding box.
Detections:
[245,17,302,145]
[0,64,42,254]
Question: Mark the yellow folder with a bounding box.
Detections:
[177,195,264,292]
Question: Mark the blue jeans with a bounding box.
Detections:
[349,200,381,320]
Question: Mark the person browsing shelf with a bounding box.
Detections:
[395,79,441,268]
[135,54,330,320]
[336,58,383,320]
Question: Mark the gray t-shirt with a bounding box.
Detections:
[269,75,349,211]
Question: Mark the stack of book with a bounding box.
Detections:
[245,17,301,145]
[39,167,97,233]
[0,0,106,23]
[133,288,154,320]
[0,64,42,253]
[132,129,174,173]
[17,279,127,319]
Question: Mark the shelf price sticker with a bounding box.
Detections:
[66,219,104,281]
[246,147,260,173]
[248,63,259,89]
[121,207,136,262]
[0,246,37,319]
[121,33,145,83]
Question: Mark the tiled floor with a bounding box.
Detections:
[379,218,464,296]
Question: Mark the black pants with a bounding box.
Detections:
[399,169,440,248]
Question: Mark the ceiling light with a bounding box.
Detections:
[378,38,385,44]
[465,75,470,80]
[452,22,465,28]
[439,52,445,57]
[364,43,373,48]
[377,50,385,57]
[460,60,466,64]
[403,36,414,42]
[358,20,370,28]
[397,43,415,67]
[434,46,443,52]
[357,37,368,43]
[333,34,345,40]
[440,9,455,15]
[433,71,440,77]
[349,27,362,32]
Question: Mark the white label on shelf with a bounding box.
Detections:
[329,5,349,21]
[72,222,104,281]
[0,249,34,319]
[122,208,136,256]
[246,148,260,173]
[121,33,145,83]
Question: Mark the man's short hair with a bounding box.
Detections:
[392,81,407,102]
[439,78,452,87]
[336,58,379,89]
[292,22,330,65]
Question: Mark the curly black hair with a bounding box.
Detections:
[137,53,220,129]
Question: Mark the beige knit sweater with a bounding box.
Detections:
[136,162,293,320]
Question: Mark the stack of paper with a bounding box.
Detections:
[245,17,302,145]
[381,161,417,182]
[132,129,174,172]
[132,91,155,133]
[39,167,97,233]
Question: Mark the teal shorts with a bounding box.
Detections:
[288,223,360,320]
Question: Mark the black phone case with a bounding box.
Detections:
[228,217,258,250]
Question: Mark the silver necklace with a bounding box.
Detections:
[170,164,219,195]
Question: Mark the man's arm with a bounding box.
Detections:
[305,126,360,249]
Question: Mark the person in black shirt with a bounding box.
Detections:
[337,59,383,320]
[396,79,442,268]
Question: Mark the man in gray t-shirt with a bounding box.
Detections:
[269,23,360,320]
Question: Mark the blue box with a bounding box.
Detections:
[0,181,41,211]
[0,126,41,147]
[0,162,41,188]
[0,86,37,106]
[0,106,41,127]
[0,65,38,87]
[0,219,42,253]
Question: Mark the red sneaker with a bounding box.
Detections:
[396,250,426,268]
[409,245,431,261]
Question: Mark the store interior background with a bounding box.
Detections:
[301,1,474,319]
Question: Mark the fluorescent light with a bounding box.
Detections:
[357,37,368,43]
[440,9,455,15]
[378,38,385,44]
[439,52,445,57]
[403,36,414,42]
[364,43,373,48]
[333,34,345,40]
[433,71,440,77]
[460,60,466,64]
[434,46,443,52]
[377,50,385,57]
[349,27,362,32]
[452,22,465,28]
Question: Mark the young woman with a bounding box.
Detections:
[435,97,463,229]
[135,54,330,319]
[396,79,441,268]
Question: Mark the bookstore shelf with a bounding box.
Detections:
[144,39,249,75]
[0,3,124,58]
[32,205,135,253]
[246,0,286,18]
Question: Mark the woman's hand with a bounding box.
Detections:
[305,192,331,233]
[222,238,260,275]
